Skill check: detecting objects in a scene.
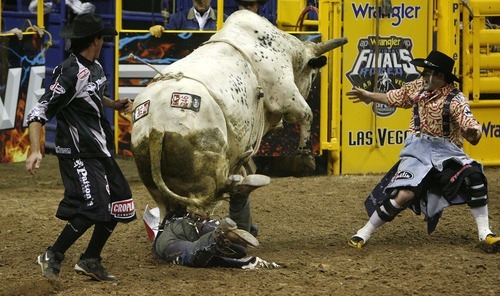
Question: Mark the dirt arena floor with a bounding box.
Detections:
[0,154,498,296]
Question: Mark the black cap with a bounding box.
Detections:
[59,14,117,39]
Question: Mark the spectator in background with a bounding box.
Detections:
[1,0,43,98]
[28,0,55,14]
[29,0,95,16]
[1,0,23,39]
[1,23,23,40]
[1,0,43,40]
[29,0,96,51]
[236,0,268,14]
[149,0,227,36]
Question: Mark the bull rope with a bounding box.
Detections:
[202,39,267,162]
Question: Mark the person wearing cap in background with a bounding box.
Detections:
[345,50,499,252]
[25,13,137,281]
[236,0,268,13]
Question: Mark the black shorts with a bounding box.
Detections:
[56,157,136,223]
[405,161,484,201]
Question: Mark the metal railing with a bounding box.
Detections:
[461,0,500,101]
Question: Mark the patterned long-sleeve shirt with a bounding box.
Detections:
[386,78,481,148]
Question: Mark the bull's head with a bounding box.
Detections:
[285,37,347,158]
[294,37,348,101]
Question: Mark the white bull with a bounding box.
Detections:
[131,10,347,220]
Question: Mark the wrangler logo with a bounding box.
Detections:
[351,3,422,27]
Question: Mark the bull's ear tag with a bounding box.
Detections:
[171,92,201,112]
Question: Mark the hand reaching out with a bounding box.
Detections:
[345,87,389,105]
[149,25,164,38]
[116,98,133,114]
[461,127,481,145]
[346,87,372,104]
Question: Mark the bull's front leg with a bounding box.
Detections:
[297,113,312,155]
[267,83,316,175]
[283,103,313,155]
[282,103,316,175]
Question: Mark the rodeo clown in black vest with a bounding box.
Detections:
[345,50,499,252]
[26,14,136,281]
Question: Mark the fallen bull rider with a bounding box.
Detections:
[145,207,280,269]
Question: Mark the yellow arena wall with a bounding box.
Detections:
[109,0,500,174]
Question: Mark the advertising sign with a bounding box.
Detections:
[0,34,45,163]
[464,107,500,165]
[341,1,429,173]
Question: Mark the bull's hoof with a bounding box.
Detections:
[229,174,270,197]
[295,148,312,156]
[241,174,271,187]
[274,155,316,177]
[229,174,270,186]
[228,174,244,184]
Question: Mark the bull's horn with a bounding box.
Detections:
[314,37,348,56]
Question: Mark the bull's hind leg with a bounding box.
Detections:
[228,174,270,232]
[133,137,174,221]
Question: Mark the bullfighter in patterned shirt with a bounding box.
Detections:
[345,50,499,252]
[25,13,136,281]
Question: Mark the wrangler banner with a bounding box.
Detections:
[0,34,45,163]
[341,1,430,174]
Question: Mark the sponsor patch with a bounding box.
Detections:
[171,92,201,112]
[73,158,94,206]
[50,82,66,94]
[55,146,72,154]
[346,36,420,118]
[132,100,150,123]
[111,198,136,219]
[78,68,90,79]
[394,170,414,181]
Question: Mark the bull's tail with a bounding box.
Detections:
[149,130,204,208]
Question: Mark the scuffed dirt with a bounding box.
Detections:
[0,154,498,295]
